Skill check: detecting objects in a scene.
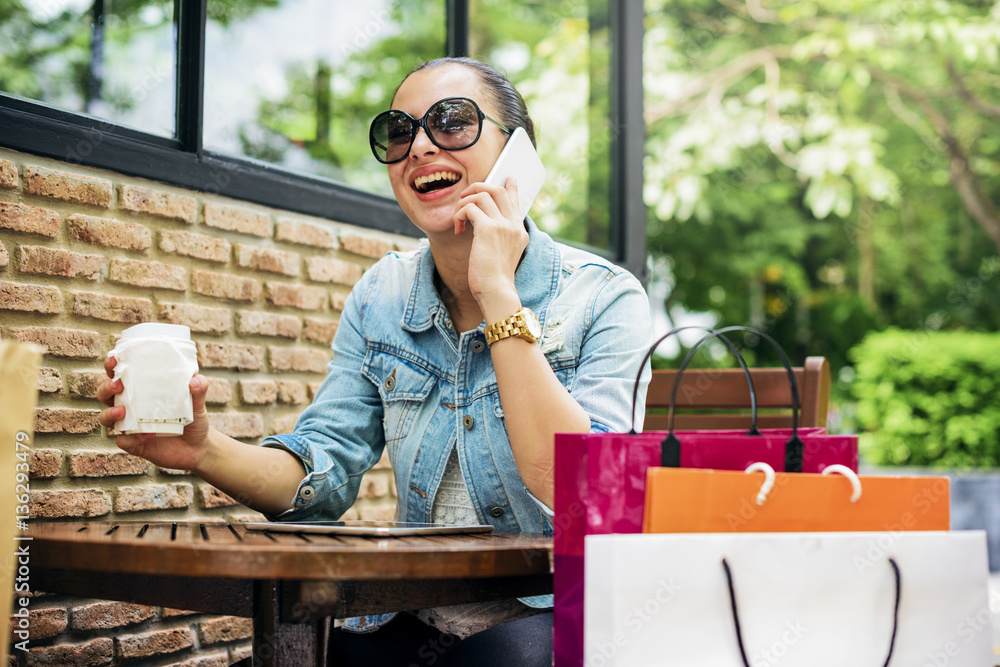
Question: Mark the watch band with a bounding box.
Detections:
[484,307,539,346]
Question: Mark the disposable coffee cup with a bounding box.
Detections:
[108,323,199,435]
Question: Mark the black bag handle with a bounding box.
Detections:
[723,557,901,666]
[662,326,803,471]
[628,326,754,435]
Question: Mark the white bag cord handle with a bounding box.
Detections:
[743,462,775,506]
[723,557,901,667]
[821,464,863,502]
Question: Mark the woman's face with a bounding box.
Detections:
[386,65,509,236]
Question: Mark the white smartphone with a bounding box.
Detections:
[484,126,546,221]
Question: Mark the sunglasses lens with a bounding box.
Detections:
[427,99,481,150]
[371,111,414,163]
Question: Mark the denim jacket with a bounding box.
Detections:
[261,218,651,631]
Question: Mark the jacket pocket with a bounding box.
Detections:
[362,349,437,445]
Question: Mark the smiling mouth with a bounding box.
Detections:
[413,171,460,194]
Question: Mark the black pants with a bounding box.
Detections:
[327,611,553,667]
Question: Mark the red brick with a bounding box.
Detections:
[204,377,233,405]
[359,472,391,499]
[160,229,231,263]
[199,616,253,644]
[0,280,62,313]
[0,201,60,237]
[235,244,300,276]
[30,488,112,518]
[161,607,197,618]
[0,239,8,267]
[235,310,301,339]
[1,159,18,188]
[108,257,187,291]
[115,483,194,513]
[198,484,239,509]
[67,213,152,251]
[330,290,348,311]
[276,380,307,404]
[25,637,113,666]
[192,270,261,302]
[197,342,264,370]
[274,218,335,248]
[207,412,265,439]
[73,291,153,323]
[340,233,392,258]
[268,346,329,373]
[238,380,277,404]
[204,202,270,237]
[270,413,299,435]
[307,382,323,399]
[37,367,62,393]
[12,326,100,358]
[68,370,107,398]
[159,302,232,335]
[374,450,392,469]
[230,645,253,664]
[119,184,197,223]
[34,407,101,433]
[265,282,327,311]
[11,607,67,640]
[18,245,103,280]
[303,317,338,346]
[29,448,63,478]
[71,601,155,630]
[305,256,363,286]
[115,627,194,659]
[25,165,112,207]
[68,450,150,477]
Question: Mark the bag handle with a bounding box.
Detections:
[723,557,901,666]
[629,326,754,435]
[662,326,804,472]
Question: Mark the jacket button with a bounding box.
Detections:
[471,340,485,353]
[383,375,396,391]
[489,506,505,518]
[462,415,474,430]
[299,484,316,501]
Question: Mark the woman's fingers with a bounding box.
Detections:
[98,404,124,429]
[104,355,117,377]
[95,377,122,406]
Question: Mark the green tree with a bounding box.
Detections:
[643,0,1000,371]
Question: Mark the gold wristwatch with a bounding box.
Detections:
[484,307,541,346]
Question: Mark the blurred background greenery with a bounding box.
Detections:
[2,0,998,466]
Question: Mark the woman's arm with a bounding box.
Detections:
[96,358,306,515]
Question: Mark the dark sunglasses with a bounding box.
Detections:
[369,97,511,164]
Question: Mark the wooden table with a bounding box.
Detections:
[25,521,553,666]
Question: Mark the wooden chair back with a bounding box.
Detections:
[644,356,830,431]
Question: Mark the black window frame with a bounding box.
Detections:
[0,0,646,278]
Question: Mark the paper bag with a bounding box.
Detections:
[643,465,950,533]
[1,341,42,663]
[585,531,992,666]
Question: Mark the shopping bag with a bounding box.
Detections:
[643,464,951,533]
[584,531,992,666]
[554,327,857,667]
[1,341,42,664]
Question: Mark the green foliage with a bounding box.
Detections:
[850,329,1000,468]
[644,0,1000,374]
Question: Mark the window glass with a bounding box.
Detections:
[469,0,613,252]
[0,0,176,137]
[203,0,446,196]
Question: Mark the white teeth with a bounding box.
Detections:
[414,171,460,191]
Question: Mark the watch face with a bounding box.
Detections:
[522,308,542,339]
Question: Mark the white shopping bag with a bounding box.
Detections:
[584,531,991,666]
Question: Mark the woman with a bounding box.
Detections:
[97,57,651,665]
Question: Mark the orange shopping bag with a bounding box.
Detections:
[643,464,950,533]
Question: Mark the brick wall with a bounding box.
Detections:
[1,147,411,666]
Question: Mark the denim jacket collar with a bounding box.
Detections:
[401,217,559,334]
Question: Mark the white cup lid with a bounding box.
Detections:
[119,323,192,341]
